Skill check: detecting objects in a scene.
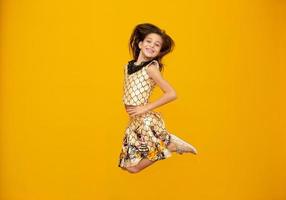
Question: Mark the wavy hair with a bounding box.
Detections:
[129,23,175,71]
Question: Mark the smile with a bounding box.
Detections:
[146,48,154,53]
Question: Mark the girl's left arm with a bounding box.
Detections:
[145,64,177,111]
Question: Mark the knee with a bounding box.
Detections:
[126,166,141,174]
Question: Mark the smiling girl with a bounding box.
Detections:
[118,23,198,174]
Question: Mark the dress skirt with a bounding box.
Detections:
[118,110,172,168]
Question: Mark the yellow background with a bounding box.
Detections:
[1,0,285,199]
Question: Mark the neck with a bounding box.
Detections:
[135,53,154,65]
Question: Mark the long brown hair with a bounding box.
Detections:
[129,23,175,71]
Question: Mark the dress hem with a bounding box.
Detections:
[118,148,172,169]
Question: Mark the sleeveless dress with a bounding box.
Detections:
[118,59,173,168]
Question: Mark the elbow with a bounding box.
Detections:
[170,91,177,100]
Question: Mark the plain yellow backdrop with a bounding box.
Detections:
[1,0,285,199]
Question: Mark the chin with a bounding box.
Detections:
[143,51,157,58]
[145,53,158,59]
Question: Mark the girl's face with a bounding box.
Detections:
[138,33,163,59]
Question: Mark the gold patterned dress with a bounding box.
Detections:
[118,59,173,169]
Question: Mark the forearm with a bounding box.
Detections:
[146,92,177,111]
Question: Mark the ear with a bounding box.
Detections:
[138,41,142,49]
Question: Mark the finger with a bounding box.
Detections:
[126,108,134,111]
[128,111,135,115]
[130,111,136,116]
[128,109,135,113]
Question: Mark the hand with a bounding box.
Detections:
[125,105,149,117]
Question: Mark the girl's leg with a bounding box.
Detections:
[167,142,177,152]
[125,143,176,173]
[125,158,156,173]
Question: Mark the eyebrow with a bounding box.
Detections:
[146,37,162,44]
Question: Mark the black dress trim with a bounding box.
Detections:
[127,59,156,75]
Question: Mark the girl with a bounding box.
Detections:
[118,23,198,174]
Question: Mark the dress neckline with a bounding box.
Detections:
[127,59,156,75]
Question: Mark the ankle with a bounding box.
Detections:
[167,142,177,152]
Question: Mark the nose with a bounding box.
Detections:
[148,42,155,48]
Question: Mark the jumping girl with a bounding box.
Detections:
[118,23,198,174]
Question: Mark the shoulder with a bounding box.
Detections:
[123,63,128,75]
[145,60,163,79]
[145,60,160,71]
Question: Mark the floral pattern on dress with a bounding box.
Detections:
[118,111,172,168]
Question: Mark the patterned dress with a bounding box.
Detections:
[118,59,173,168]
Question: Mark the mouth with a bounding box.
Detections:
[146,48,155,54]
